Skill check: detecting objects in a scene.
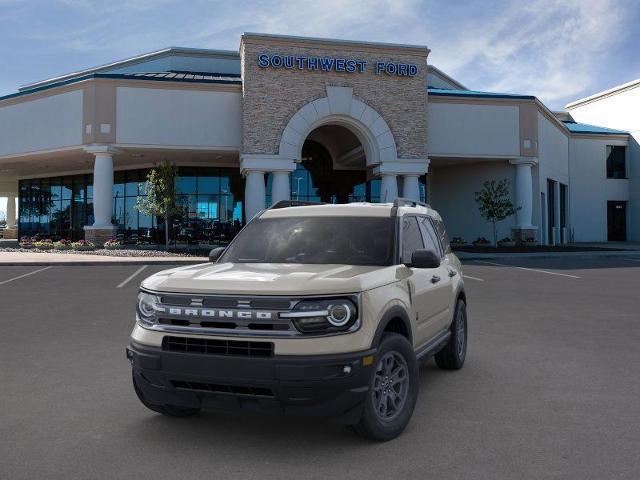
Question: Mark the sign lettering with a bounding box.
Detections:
[257,54,417,77]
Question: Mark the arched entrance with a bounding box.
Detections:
[290,124,381,204]
[242,86,428,219]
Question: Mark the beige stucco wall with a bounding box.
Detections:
[0,90,83,157]
[116,86,242,148]
[427,101,520,157]
[240,35,429,160]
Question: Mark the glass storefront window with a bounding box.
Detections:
[18,167,244,245]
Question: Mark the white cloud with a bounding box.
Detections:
[2,0,635,109]
[426,0,628,107]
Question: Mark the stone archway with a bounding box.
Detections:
[278,86,398,166]
[240,86,429,218]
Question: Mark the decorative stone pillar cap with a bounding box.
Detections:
[240,154,296,175]
[373,158,429,176]
[509,157,538,166]
[83,144,122,156]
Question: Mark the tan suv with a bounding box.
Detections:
[127,199,468,440]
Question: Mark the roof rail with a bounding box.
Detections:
[269,200,327,209]
[392,198,431,209]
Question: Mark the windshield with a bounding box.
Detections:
[220,216,395,266]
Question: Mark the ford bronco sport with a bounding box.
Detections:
[127,199,468,440]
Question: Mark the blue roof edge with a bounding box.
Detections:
[0,72,242,103]
[427,87,536,100]
[562,121,628,135]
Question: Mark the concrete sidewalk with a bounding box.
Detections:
[0,251,207,266]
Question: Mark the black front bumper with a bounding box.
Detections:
[127,340,376,422]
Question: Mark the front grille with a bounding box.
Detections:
[154,294,296,335]
[162,336,274,357]
[158,318,291,332]
[171,380,274,397]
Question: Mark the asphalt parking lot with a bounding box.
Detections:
[1,257,639,479]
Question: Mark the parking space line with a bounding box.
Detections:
[463,274,484,282]
[474,260,581,279]
[116,265,148,289]
[0,266,52,286]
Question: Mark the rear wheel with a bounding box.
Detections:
[435,299,467,370]
[132,371,200,417]
[352,333,419,441]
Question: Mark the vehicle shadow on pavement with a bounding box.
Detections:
[122,361,451,451]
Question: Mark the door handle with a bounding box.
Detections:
[447,268,458,277]
[431,275,441,284]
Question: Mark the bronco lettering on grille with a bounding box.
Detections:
[156,306,274,320]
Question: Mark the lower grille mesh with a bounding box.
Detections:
[171,380,274,397]
[162,336,274,357]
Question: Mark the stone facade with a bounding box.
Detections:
[1,228,18,239]
[240,34,429,161]
[84,226,117,247]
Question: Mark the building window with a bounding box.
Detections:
[18,167,244,245]
[606,146,626,179]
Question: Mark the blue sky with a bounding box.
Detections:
[1,0,639,109]
[1,0,640,215]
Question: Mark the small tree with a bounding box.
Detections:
[474,179,519,246]
[136,161,181,250]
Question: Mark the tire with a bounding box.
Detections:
[132,371,200,418]
[434,299,467,370]
[352,333,419,441]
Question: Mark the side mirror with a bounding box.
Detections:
[408,249,441,269]
[208,247,226,263]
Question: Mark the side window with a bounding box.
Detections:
[433,219,451,254]
[401,216,424,263]
[418,217,442,257]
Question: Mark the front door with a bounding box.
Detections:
[607,201,627,241]
[400,216,451,347]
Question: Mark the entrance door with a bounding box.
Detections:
[547,179,556,244]
[607,201,627,241]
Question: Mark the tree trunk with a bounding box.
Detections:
[164,214,169,251]
[492,221,498,247]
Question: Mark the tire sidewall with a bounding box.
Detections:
[453,300,468,366]
[361,334,419,440]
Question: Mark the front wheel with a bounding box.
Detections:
[352,333,419,441]
[434,299,467,370]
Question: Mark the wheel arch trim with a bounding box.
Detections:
[371,305,413,348]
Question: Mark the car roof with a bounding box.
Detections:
[259,202,441,219]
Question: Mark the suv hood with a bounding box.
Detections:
[141,262,399,295]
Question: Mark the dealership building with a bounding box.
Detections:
[0,33,637,245]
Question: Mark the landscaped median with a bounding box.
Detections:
[0,237,209,265]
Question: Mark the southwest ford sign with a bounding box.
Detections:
[257,54,418,77]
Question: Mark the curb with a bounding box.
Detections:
[458,251,640,261]
[0,260,206,266]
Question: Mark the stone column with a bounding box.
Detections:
[374,159,428,204]
[271,171,291,205]
[401,175,421,202]
[510,157,538,242]
[2,195,18,240]
[83,146,117,245]
[244,170,266,220]
[380,174,398,203]
[6,195,16,228]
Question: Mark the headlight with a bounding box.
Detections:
[136,291,161,327]
[282,297,358,334]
